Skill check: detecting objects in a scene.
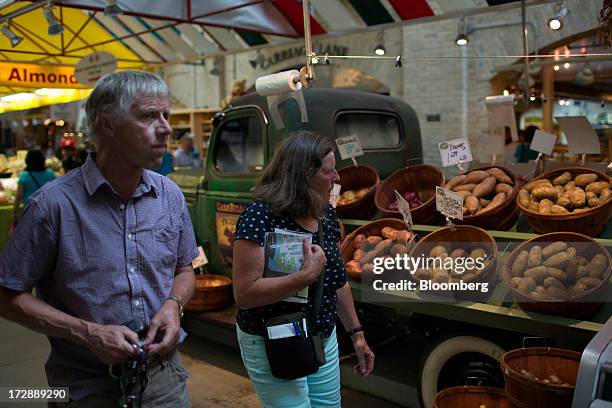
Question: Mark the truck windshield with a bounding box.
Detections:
[213,116,264,173]
[336,112,401,149]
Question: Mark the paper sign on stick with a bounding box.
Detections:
[530,130,557,156]
[394,190,413,231]
[329,183,341,208]
[435,187,464,221]
[556,116,601,155]
[438,138,473,167]
[485,95,518,142]
[335,135,364,161]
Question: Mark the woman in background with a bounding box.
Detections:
[12,149,55,225]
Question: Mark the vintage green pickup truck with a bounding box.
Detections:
[170,88,611,407]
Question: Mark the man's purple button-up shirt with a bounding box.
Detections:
[0,154,199,399]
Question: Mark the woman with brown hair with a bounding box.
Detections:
[233,130,374,407]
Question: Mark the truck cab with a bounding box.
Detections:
[181,88,422,277]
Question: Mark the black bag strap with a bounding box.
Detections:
[27,171,41,188]
[311,219,326,318]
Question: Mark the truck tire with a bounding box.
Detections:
[419,335,505,408]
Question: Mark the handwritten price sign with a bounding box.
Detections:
[435,187,464,220]
[394,190,413,231]
[438,138,473,167]
[335,135,364,161]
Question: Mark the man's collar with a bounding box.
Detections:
[82,154,158,197]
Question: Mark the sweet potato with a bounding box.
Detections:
[465,196,480,214]
[575,173,598,187]
[456,190,472,198]
[525,179,552,193]
[473,176,497,198]
[550,205,570,215]
[346,260,362,276]
[553,172,572,186]
[362,263,374,276]
[577,277,602,288]
[568,282,589,296]
[390,243,409,256]
[518,189,530,207]
[570,189,586,208]
[453,183,476,192]
[565,259,579,282]
[528,246,543,268]
[542,241,568,259]
[374,239,395,255]
[381,227,400,240]
[479,198,491,207]
[475,192,506,215]
[486,167,513,184]
[353,234,366,250]
[464,170,489,184]
[353,249,365,263]
[532,187,558,201]
[495,183,514,195]
[360,249,380,265]
[397,230,412,243]
[512,251,529,277]
[585,181,609,195]
[445,175,466,190]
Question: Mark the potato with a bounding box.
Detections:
[525,179,552,193]
[464,170,490,184]
[360,249,380,265]
[362,263,375,276]
[445,174,466,190]
[575,173,598,187]
[551,205,570,215]
[565,259,579,282]
[586,181,609,195]
[473,176,497,198]
[538,199,554,214]
[528,246,543,268]
[546,267,568,283]
[390,243,408,256]
[510,277,523,288]
[486,167,513,184]
[528,199,540,212]
[570,189,586,208]
[512,251,529,277]
[518,189,530,208]
[495,183,514,195]
[450,248,468,259]
[518,277,536,295]
[470,248,487,259]
[577,264,590,280]
[465,196,480,214]
[414,268,432,280]
[381,227,400,240]
[546,286,568,299]
[544,252,570,269]
[586,191,600,207]
[475,192,506,215]
[573,208,591,214]
[453,183,476,192]
[361,235,382,251]
[568,282,589,296]
[353,234,366,250]
[557,193,572,209]
[577,277,602,288]
[553,185,565,197]
[353,249,365,263]
[346,260,362,275]
[600,188,612,203]
[397,230,412,243]
[549,374,563,385]
[553,172,572,186]
[544,276,566,290]
[532,187,558,201]
[429,245,448,258]
[374,239,395,255]
[542,241,568,259]
[524,266,549,283]
[520,369,536,380]
[567,246,577,260]
[588,254,608,279]
[479,198,491,207]
[432,269,449,283]
[564,181,576,191]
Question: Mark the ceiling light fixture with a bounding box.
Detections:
[576,63,594,86]
[248,51,265,69]
[548,1,568,31]
[43,2,63,36]
[104,0,123,16]
[374,30,385,55]
[209,58,220,76]
[554,65,560,71]
[455,16,469,46]
[0,24,22,47]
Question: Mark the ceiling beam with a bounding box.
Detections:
[63,10,95,51]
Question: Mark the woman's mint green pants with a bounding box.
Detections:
[236,324,341,408]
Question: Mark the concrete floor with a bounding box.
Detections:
[0,318,401,407]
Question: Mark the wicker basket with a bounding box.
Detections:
[340,218,408,282]
[502,232,610,318]
[517,167,612,237]
[185,274,233,312]
[434,386,509,408]
[501,347,581,408]
[336,165,380,220]
[408,225,498,301]
[374,164,444,225]
[455,165,522,231]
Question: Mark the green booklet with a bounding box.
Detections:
[264,228,312,303]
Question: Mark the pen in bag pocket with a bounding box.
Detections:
[292,322,302,337]
[302,318,308,338]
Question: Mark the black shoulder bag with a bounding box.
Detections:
[263,219,327,380]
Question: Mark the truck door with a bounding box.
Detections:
[198,106,267,276]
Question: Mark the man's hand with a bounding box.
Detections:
[142,300,181,356]
[352,333,375,378]
[86,324,140,365]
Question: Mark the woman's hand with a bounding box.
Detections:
[352,333,375,378]
[298,238,326,285]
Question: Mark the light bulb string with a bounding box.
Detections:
[314,52,612,61]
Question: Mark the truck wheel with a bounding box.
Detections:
[419,335,505,408]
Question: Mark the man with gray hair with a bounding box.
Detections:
[0,70,198,407]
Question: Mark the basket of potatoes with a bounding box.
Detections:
[517,167,612,237]
[503,232,611,318]
[408,225,497,300]
[374,164,445,225]
[445,166,521,231]
[340,219,414,282]
[336,165,380,220]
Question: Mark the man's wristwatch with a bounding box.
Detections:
[167,295,184,319]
